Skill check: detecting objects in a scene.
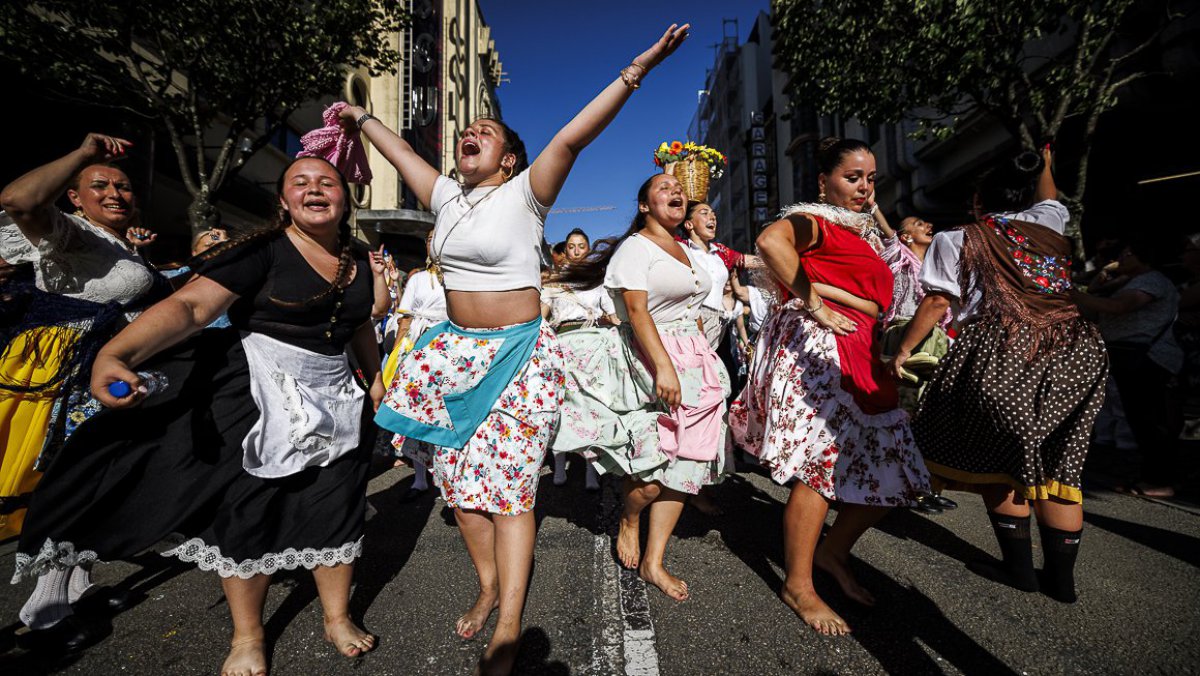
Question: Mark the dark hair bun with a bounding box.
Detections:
[816,137,872,175]
[818,136,841,154]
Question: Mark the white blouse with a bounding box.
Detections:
[396,269,448,340]
[920,200,1070,323]
[605,234,711,324]
[541,284,614,324]
[429,171,551,292]
[0,209,155,307]
[683,239,729,311]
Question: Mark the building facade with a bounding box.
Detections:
[354,0,505,271]
[689,13,796,254]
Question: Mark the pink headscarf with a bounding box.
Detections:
[297,102,372,185]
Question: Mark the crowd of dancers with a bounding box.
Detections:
[0,20,1173,676]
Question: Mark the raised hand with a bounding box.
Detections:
[338,105,369,134]
[126,227,157,247]
[633,23,690,70]
[369,245,387,275]
[79,133,132,163]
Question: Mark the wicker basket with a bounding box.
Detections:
[667,156,711,203]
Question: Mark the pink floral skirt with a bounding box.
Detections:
[730,307,929,506]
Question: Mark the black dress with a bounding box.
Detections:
[14,232,375,580]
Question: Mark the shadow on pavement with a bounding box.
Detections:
[533,461,606,536]
[260,462,438,647]
[1082,510,1200,568]
[679,473,1019,676]
[513,625,571,675]
[1,550,192,674]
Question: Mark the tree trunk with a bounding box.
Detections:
[187,191,218,233]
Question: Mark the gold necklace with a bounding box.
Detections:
[427,183,501,284]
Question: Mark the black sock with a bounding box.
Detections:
[1038,525,1082,603]
[967,513,1039,592]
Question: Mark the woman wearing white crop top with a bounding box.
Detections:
[348,23,691,675]
[557,174,731,602]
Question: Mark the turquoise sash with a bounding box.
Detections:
[374,317,542,449]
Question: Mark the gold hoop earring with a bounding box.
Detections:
[503,164,514,181]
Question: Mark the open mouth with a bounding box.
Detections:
[101,203,129,213]
[668,197,684,208]
[461,139,481,156]
[303,198,331,212]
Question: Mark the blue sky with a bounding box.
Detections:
[479,1,769,244]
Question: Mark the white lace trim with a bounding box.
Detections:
[158,535,363,579]
[12,538,100,584]
[779,202,885,254]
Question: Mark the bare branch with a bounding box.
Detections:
[127,56,199,196]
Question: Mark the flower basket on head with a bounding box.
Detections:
[669,156,710,203]
[653,140,726,204]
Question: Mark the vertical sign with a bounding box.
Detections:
[749,112,769,226]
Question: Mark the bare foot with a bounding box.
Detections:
[323,617,376,658]
[689,489,724,516]
[475,621,522,676]
[639,562,689,601]
[780,585,850,636]
[616,516,640,569]
[456,589,499,640]
[221,636,268,676]
[814,545,876,606]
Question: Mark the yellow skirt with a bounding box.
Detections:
[0,327,78,539]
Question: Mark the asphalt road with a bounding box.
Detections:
[2,454,1198,675]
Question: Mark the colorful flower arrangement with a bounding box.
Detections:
[653,140,727,179]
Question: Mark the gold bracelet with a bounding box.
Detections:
[620,66,642,90]
[803,296,824,313]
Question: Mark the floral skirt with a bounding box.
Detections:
[554,321,730,495]
[730,307,929,506]
[386,321,565,515]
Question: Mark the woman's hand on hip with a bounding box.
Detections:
[811,305,857,336]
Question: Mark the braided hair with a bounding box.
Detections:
[193,156,358,307]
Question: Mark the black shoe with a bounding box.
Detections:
[931,494,958,510]
[913,496,943,514]
[18,616,100,652]
[398,486,427,504]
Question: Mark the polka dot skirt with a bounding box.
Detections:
[912,316,1107,502]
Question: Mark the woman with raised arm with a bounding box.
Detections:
[730,138,930,636]
[360,23,689,676]
[893,147,1106,604]
[13,156,382,675]
[1,134,172,640]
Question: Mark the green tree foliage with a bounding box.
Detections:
[772,0,1188,247]
[0,1,407,232]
